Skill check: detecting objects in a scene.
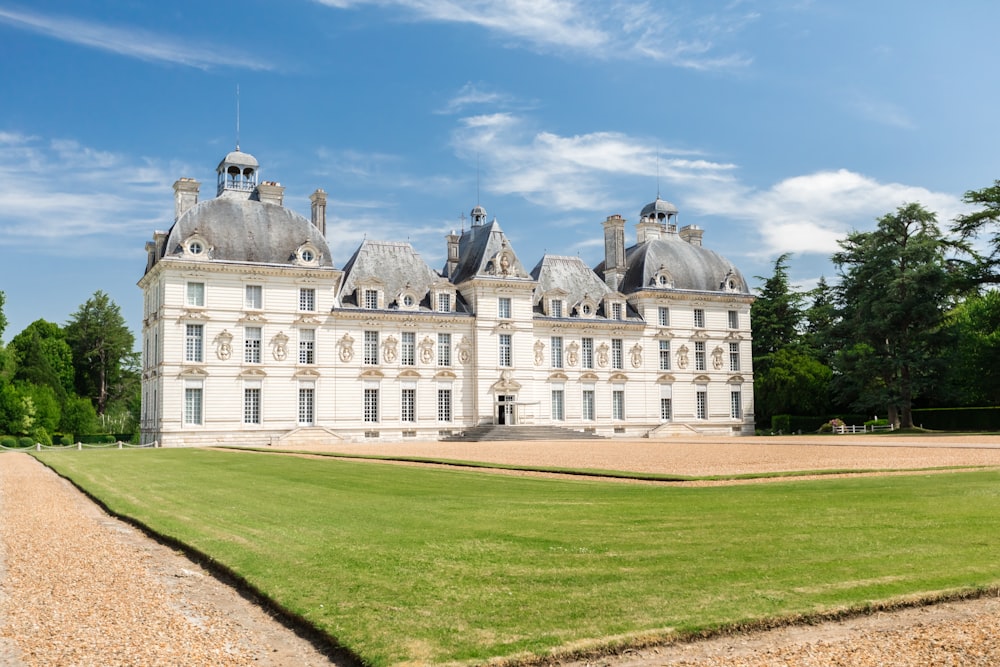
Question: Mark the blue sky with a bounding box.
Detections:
[0,1,996,343]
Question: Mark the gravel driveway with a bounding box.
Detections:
[3,434,1000,666]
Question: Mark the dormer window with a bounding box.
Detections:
[182,234,210,260]
[550,299,564,318]
[652,266,673,288]
[364,289,379,310]
[575,295,598,319]
[294,243,320,266]
[437,293,452,313]
[612,302,624,320]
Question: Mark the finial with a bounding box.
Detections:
[236,84,241,151]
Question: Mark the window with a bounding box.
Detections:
[612,339,623,370]
[612,302,624,320]
[731,389,742,419]
[438,333,451,366]
[364,289,379,310]
[695,341,706,371]
[694,308,705,328]
[659,340,671,371]
[401,331,415,366]
[299,329,315,364]
[299,287,316,312]
[551,299,563,318]
[612,389,625,420]
[499,334,512,367]
[551,336,563,368]
[498,297,511,319]
[245,284,262,310]
[364,388,379,422]
[186,282,204,307]
[660,397,672,422]
[244,326,261,364]
[697,389,708,419]
[658,306,670,327]
[184,387,202,425]
[244,388,261,424]
[437,388,453,422]
[551,389,565,421]
[185,324,203,362]
[582,337,594,369]
[582,390,595,421]
[364,331,379,365]
[729,342,741,372]
[438,293,452,313]
[298,387,314,425]
[401,388,415,422]
[728,310,739,329]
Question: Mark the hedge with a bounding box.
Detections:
[911,407,1000,431]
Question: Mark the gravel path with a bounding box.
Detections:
[4,436,1000,666]
[0,452,341,667]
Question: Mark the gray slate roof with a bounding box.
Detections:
[447,220,533,284]
[530,255,611,306]
[163,198,333,266]
[340,240,469,311]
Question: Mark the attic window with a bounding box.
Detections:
[364,289,379,310]
[189,241,204,255]
[402,295,414,307]
[550,299,564,318]
[438,293,452,313]
[581,304,592,315]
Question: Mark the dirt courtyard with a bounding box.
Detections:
[277,432,1000,478]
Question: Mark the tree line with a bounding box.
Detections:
[752,182,1000,430]
[0,290,138,444]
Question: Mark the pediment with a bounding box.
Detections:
[178,367,208,378]
[359,369,385,379]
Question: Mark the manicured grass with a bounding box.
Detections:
[34,449,1000,666]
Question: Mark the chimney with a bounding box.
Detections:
[602,214,626,290]
[679,224,703,246]
[257,181,285,206]
[173,178,200,221]
[310,189,327,236]
[445,230,461,279]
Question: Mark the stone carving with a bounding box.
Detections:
[271,331,289,361]
[566,340,579,367]
[596,342,609,368]
[712,345,724,370]
[630,343,643,368]
[337,332,354,362]
[534,339,545,366]
[215,329,233,360]
[457,336,473,365]
[676,344,689,370]
[383,335,398,363]
[419,336,435,364]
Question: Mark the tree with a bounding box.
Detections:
[751,253,804,358]
[939,290,1000,406]
[832,203,958,428]
[802,276,839,367]
[753,347,833,423]
[953,181,1000,285]
[9,320,75,400]
[0,290,7,342]
[64,291,136,415]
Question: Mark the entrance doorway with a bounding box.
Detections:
[496,395,516,425]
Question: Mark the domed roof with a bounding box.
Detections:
[640,196,678,219]
[162,197,332,266]
[613,235,750,295]
[219,149,259,169]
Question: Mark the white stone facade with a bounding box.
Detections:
[139,149,754,446]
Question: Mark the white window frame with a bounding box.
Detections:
[364,330,379,365]
[401,388,416,423]
[437,293,452,313]
[697,389,708,419]
[728,310,739,329]
[244,387,261,424]
[184,387,203,425]
[658,306,670,327]
[364,388,379,422]
[245,284,263,310]
[298,387,314,425]
[731,389,742,419]
[499,333,512,367]
[659,340,671,371]
[581,337,593,369]
[660,397,672,422]
[551,299,563,318]
[185,324,203,362]
[299,329,315,365]
[438,333,452,366]
[299,287,316,312]
[364,289,379,310]
[582,389,595,421]
[498,297,512,319]
[729,342,741,372]
[245,326,262,364]
[186,282,205,307]
[695,341,706,371]
[551,388,565,421]
[437,388,453,422]
[694,308,705,328]
[401,331,415,366]
[611,338,623,370]
[612,389,625,420]
[551,336,563,369]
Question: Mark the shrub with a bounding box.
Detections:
[0,435,17,448]
[17,436,34,448]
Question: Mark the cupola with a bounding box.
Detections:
[216,147,260,198]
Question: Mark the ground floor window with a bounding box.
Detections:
[612,389,624,420]
[731,389,742,419]
[244,388,261,424]
[660,397,672,422]
[364,388,379,422]
[184,387,202,425]
[401,388,415,422]
[298,387,314,425]
[437,388,452,422]
[551,389,564,421]
[582,389,594,421]
[696,389,708,419]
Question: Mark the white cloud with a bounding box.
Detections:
[0,134,174,255]
[0,7,274,70]
[313,0,752,68]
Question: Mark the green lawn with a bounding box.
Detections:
[32,449,1000,666]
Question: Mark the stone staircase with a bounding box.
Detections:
[441,424,607,442]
